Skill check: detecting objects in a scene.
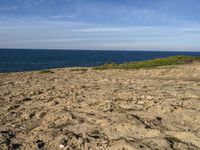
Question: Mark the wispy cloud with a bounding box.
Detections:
[180,27,200,33]
[131,9,150,16]
[24,0,46,5]
[73,27,129,33]
[0,16,199,50]
[20,38,88,42]
[50,15,77,19]
[0,6,18,12]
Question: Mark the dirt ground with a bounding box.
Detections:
[1,64,200,150]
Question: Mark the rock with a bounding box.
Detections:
[108,140,137,150]
[59,144,65,149]
[22,97,32,101]
[0,143,9,150]
[164,131,200,149]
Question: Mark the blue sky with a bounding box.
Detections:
[0,0,200,51]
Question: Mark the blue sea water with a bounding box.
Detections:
[1,49,200,73]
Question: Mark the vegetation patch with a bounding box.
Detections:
[94,55,200,70]
[39,70,54,73]
[70,68,88,72]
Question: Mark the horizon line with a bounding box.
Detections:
[0,48,200,52]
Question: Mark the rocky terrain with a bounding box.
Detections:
[1,63,200,150]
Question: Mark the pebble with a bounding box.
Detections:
[137,101,145,104]
[59,144,65,149]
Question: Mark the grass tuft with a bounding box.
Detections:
[39,70,54,73]
[94,55,200,70]
[70,68,88,72]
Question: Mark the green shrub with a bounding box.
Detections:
[94,55,200,70]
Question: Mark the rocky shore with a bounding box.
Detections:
[1,64,200,150]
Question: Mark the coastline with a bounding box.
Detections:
[1,63,200,149]
[1,49,200,73]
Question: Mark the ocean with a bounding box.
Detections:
[1,49,200,73]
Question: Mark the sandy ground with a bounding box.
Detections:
[1,64,200,150]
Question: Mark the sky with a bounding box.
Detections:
[0,0,200,51]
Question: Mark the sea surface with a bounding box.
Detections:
[1,49,200,73]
